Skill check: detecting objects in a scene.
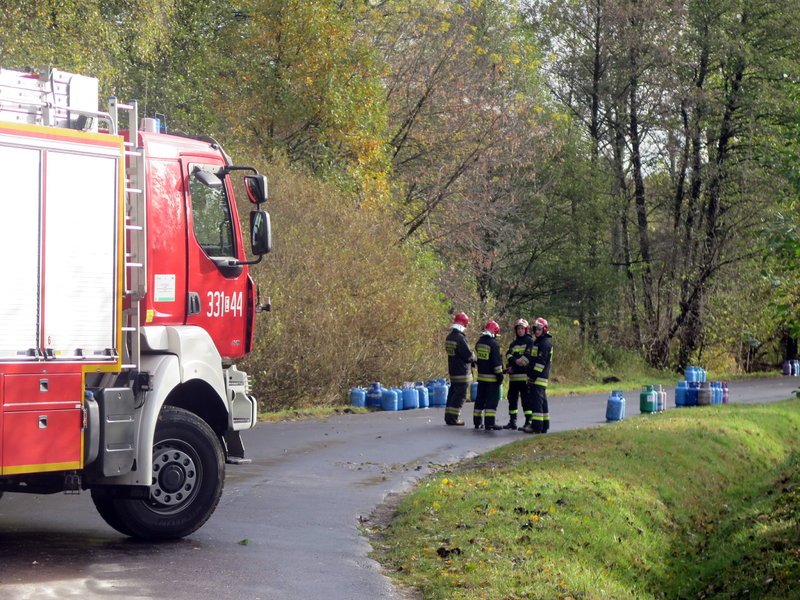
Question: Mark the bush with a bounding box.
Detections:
[239,159,449,409]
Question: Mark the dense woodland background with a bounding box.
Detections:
[2,0,798,408]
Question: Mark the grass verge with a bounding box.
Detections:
[367,399,800,599]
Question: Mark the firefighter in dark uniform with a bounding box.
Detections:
[522,317,553,434]
[444,312,475,426]
[503,318,533,430]
[474,321,504,431]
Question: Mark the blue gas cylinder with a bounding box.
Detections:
[432,380,448,407]
[349,387,366,408]
[611,390,625,419]
[381,388,399,411]
[402,387,419,410]
[366,382,383,408]
[415,383,429,408]
[606,391,625,422]
[470,381,478,402]
[686,382,699,406]
[684,366,698,383]
[675,381,687,407]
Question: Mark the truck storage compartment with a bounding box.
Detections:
[1,407,82,475]
[3,372,83,411]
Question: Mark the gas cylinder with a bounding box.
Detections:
[654,385,666,412]
[349,387,366,408]
[415,382,429,408]
[606,391,625,422]
[640,385,657,414]
[612,390,626,419]
[697,381,712,406]
[722,381,729,403]
[432,380,448,407]
[470,381,478,402]
[381,388,399,411]
[684,366,698,383]
[366,382,383,408]
[402,386,419,410]
[784,360,793,376]
[686,382,699,406]
[675,381,687,407]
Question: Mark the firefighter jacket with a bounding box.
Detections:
[527,332,553,386]
[446,326,475,383]
[476,333,504,384]
[505,333,534,383]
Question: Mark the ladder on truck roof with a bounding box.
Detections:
[109,98,147,374]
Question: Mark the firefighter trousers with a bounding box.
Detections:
[528,383,549,433]
[445,381,469,424]
[506,379,528,422]
[474,382,501,428]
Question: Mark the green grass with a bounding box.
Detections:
[368,399,800,599]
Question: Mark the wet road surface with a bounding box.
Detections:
[0,377,797,599]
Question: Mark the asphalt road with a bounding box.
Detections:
[0,377,797,599]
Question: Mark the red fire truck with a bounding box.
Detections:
[0,68,271,539]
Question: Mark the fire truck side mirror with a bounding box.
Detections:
[244,174,268,204]
[250,210,272,256]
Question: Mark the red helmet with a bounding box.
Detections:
[484,321,501,335]
[532,317,549,333]
[514,318,529,332]
[453,312,470,327]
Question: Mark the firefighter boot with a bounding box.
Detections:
[502,415,517,430]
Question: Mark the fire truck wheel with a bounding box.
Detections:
[91,406,225,540]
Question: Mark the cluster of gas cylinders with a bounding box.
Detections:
[606,366,730,422]
[349,380,503,411]
[783,360,800,376]
[349,380,450,411]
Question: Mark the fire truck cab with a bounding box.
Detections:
[0,68,271,539]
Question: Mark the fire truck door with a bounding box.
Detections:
[183,161,247,359]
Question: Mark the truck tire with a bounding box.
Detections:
[91,406,225,539]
